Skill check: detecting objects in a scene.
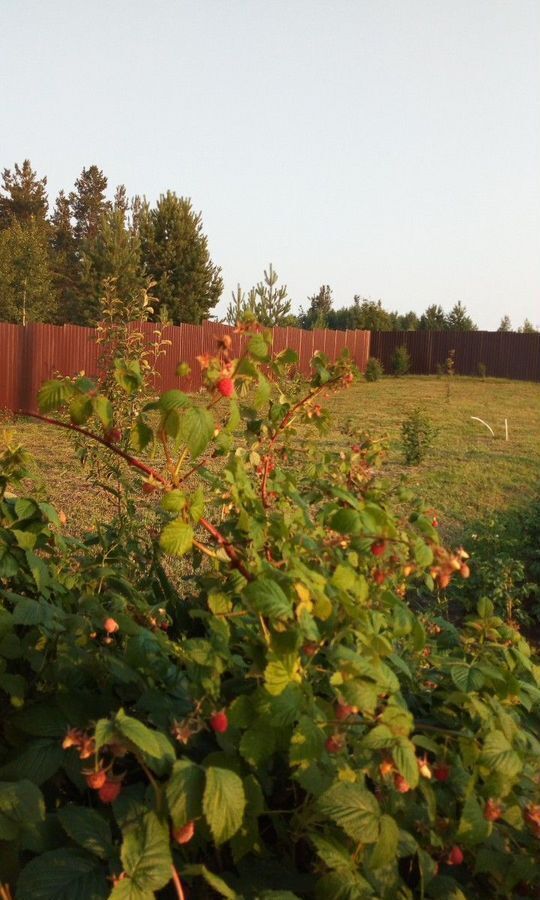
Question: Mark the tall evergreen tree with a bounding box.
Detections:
[300,284,334,329]
[69,165,110,242]
[446,301,477,331]
[0,160,48,228]
[418,304,447,330]
[497,315,512,332]
[0,220,57,323]
[518,319,537,333]
[138,192,223,323]
[79,207,144,324]
[50,190,81,323]
[225,283,257,325]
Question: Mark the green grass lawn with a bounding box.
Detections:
[3,375,540,544]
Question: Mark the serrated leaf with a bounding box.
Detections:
[16,848,108,899]
[183,864,238,899]
[166,759,204,827]
[240,719,276,766]
[14,498,37,520]
[161,490,186,513]
[456,796,491,845]
[93,395,114,430]
[330,509,362,535]
[289,716,325,766]
[203,765,246,844]
[393,739,420,789]
[315,869,373,899]
[311,833,354,871]
[0,739,63,785]
[179,406,215,458]
[159,519,194,557]
[480,730,522,778]
[37,379,73,413]
[0,779,44,840]
[69,394,93,425]
[264,654,301,696]
[120,811,172,893]
[158,389,191,411]
[58,805,113,860]
[130,419,153,452]
[113,710,165,760]
[244,578,293,620]
[318,783,380,843]
[451,664,485,693]
[248,333,271,360]
[367,814,399,868]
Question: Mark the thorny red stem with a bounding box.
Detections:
[21,411,252,580]
[170,866,186,900]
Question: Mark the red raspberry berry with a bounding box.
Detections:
[86,769,107,790]
[106,428,122,444]
[302,642,318,657]
[335,703,356,721]
[373,569,386,585]
[173,821,195,844]
[103,617,119,634]
[447,845,464,866]
[393,773,411,793]
[484,798,503,821]
[371,540,387,557]
[98,780,122,804]
[433,762,451,782]
[325,734,344,753]
[217,378,234,398]
[210,711,229,734]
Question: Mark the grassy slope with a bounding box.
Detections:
[3,375,540,543]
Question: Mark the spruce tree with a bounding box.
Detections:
[51,190,81,323]
[418,304,447,330]
[0,160,48,228]
[138,192,223,323]
[69,165,110,242]
[497,315,512,332]
[446,301,477,331]
[300,284,333,329]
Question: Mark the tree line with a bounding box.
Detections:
[0,159,536,332]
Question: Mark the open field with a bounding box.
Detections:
[3,375,540,544]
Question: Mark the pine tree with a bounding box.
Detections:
[225,284,257,324]
[518,319,537,333]
[69,165,110,242]
[79,207,144,324]
[497,315,512,332]
[0,219,57,323]
[0,160,48,228]
[446,301,477,331]
[51,190,81,323]
[300,285,333,329]
[138,192,223,323]
[419,304,447,330]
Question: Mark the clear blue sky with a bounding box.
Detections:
[2,0,539,328]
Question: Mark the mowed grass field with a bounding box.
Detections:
[3,375,540,545]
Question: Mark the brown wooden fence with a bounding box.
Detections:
[0,321,371,413]
[370,331,540,381]
[1,323,539,414]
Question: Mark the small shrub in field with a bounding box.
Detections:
[1,320,540,899]
[391,343,411,376]
[401,406,438,465]
[445,348,456,376]
[365,356,384,382]
[477,361,487,379]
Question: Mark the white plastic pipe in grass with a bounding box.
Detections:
[470,416,495,437]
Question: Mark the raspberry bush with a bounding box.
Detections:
[0,323,539,898]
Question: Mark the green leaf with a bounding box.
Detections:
[393,739,420,789]
[160,490,186,513]
[179,406,215,458]
[120,811,172,893]
[456,796,491,846]
[289,716,325,767]
[16,848,108,899]
[318,783,380,843]
[58,805,113,860]
[130,419,153,452]
[240,719,276,766]
[189,486,205,523]
[113,709,165,759]
[14,498,37,520]
[413,537,433,568]
[166,759,204,827]
[264,653,301,696]
[0,739,63,785]
[243,578,293,620]
[480,730,522,778]
[330,509,362,535]
[0,780,44,840]
[315,869,373,899]
[451,664,485,693]
[37,379,73,413]
[203,765,246,844]
[159,519,194,557]
[367,814,399,868]
[248,333,271,360]
[69,394,93,425]
[114,359,143,394]
[311,833,354,871]
[158,389,190,411]
[183,864,237,899]
[93,395,114,431]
